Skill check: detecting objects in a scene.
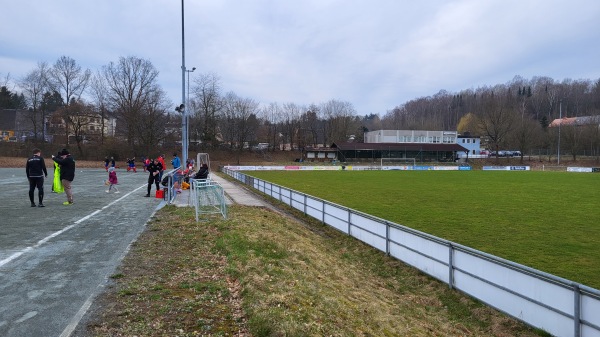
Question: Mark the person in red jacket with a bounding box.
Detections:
[157,154,166,181]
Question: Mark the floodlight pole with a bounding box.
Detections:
[186,67,196,155]
[558,99,561,165]
[180,0,188,166]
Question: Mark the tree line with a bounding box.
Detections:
[3,57,600,161]
[381,75,600,160]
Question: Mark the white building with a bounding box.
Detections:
[365,130,483,158]
[456,134,483,158]
[364,130,458,144]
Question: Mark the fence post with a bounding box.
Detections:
[347,209,351,235]
[385,222,390,256]
[574,283,581,337]
[304,194,307,215]
[448,243,454,290]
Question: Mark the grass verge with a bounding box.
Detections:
[246,170,600,289]
[82,204,544,336]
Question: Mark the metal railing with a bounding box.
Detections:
[162,168,180,204]
[222,167,600,337]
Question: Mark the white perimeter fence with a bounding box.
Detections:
[222,167,600,337]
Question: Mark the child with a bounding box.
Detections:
[106,167,120,193]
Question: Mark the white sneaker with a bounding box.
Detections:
[115,191,120,194]
[105,190,109,193]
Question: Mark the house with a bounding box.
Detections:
[0,109,40,142]
[364,130,458,144]
[456,134,483,158]
[549,115,600,128]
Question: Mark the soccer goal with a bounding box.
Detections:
[380,157,416,169]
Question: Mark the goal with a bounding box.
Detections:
[380,157,416,169]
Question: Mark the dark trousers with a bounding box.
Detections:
[147,174,160,195]
[29,177,44,204]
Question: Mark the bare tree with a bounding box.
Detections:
[89,72,110,144]
[280,103,304,150]
[561,124,585,161]
[19,62,50,140]
[134,88,170,155]
[320,99,357,144]
[100,56,162,146]
[477,92,517,159]
[47,56,91,144]
[191,73,223,148]
[59,99,96,154]
[259,102,284,150]
[510,116,542,162]
[220,92,259,164]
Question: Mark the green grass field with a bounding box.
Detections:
[244,170,600,290]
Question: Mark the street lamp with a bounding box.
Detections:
[180,0,188,166]
[186,67,196,150]
[558,99,562,165]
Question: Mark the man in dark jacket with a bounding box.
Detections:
[52,149,75,205]
[26,148,48,207]
[145,158,163,197]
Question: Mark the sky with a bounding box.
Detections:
[2,0,600,115]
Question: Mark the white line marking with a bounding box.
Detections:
[60,184,159,337]
[0,184,146,268]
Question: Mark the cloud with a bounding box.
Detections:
[2,0,600,114]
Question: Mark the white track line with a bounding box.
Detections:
[0,185,146,268]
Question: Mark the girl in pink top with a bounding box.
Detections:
[106,167,120,193]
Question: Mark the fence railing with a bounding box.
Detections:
[222,167,600,337]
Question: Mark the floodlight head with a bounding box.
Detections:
[175,104,185,112]
[192,67,196,71]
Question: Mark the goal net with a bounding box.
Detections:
[380,158,416,170]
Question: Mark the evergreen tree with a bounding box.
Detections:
[0,86,13,108]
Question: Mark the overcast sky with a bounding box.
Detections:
[2,0,600,115]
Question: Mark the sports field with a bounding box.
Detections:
[246,170,600,290]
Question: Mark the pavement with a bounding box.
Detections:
[0,167,266,337]
[0,168,170,337]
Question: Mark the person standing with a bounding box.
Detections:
[106,167,120,193]
[52,149,75,205]
[26,148,48,207]
[157,154,166,181]
[145,158,163,197]
[127,157,137,172]
[171,152,181,169]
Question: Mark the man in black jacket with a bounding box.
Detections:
[26,148,48,207]
[145,158,163,197]
[52,149,75,205]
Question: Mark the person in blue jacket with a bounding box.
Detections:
[171,152,181,169]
